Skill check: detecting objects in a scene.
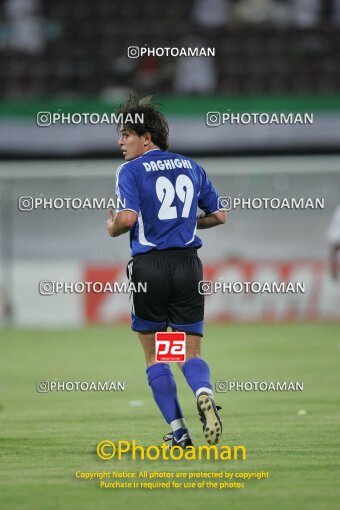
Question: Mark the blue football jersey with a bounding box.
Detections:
[115,148,222,256]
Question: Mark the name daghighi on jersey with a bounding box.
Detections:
[143,159,193,172]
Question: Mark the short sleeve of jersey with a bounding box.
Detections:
[197,166,220,215]
[115,164,140,214]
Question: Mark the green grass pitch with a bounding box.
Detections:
[0,323,339,510]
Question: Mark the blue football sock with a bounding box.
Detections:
[146,363,189,440]
[182,358,213,398]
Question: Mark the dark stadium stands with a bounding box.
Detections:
[0,0,339,97]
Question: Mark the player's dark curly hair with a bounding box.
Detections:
[117,92,169,151]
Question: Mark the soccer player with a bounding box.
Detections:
[107,94,226,448]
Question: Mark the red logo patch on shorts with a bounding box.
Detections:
[155,332,186,362]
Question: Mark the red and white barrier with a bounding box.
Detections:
[84,260,340,324]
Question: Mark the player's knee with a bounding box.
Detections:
[186,343,201,359]
[146,354,156,366]
[177,352,200,370]
[142,347,156,366]
[185,351,201,361]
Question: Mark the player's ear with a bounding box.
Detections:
[143,132,153,146]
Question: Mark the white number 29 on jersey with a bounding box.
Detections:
[156,175,194,220]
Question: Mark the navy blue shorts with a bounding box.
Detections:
[127,248,204,336]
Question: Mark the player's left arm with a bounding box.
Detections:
[197,210,226,229]
[197,166,227,229]
[107,163,139,237]
[330,244,340,280]
[106,208,137,237]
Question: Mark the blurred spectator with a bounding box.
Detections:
[333,0,340,25]
[4,0,45,54]
[233,0,276,24]
[290,0,321,27]
[191,0,230,29]
[270,0,292,27]
[173,36,217,94]
[133,56,161,93]
[106,55,136,96]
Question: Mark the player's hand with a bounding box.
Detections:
[330,256,339,281]
[107,207,116,223]
[106,208,116,235]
